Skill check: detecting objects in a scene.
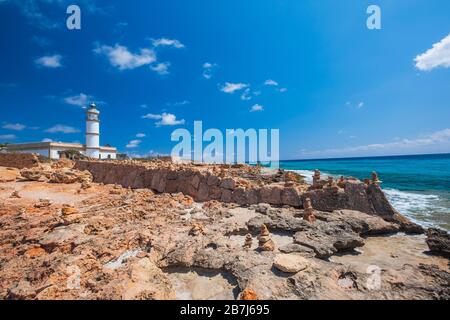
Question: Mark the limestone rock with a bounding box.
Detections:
[273,254,311,273]
[426,228,450,257]
[34,198,51,208]
[10,190,21,198]
[121,258,175,300]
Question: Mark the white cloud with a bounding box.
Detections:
[346,101,364,109]
[151,62,170,75]
[415,33,450,71]
[202,62,217,79]
[220,82,248,94]
[0,134,16,140]
[35,54,62,68]
[2,123,26,131]
[94,43,156,70]
[300,128,450,158]
[250,104,264,112]
[142,113,163,120]
[63,93,93,107]
[42,138,53,142]
[45,124,80,134]
[264,79,278,86]
[167,100,190,106]
[240,88,252,101]
[151,38,185,49]
[142,112,185,126]
[136,133,146,138]
[278,87,288,93]
[126,139,141,148]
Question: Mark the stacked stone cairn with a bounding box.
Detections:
[303,197,316,223]
[258,224,275,251]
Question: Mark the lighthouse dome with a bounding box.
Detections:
[88,102,100,114]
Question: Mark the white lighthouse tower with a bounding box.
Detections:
[85,102,100,159]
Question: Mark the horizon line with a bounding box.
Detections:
[281,152,450,162]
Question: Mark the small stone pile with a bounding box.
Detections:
[303,198,316,223]
[372,172,381,185]
[243,234,253,249]
[258,224,275,251]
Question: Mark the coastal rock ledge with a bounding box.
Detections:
[73,160,422,233]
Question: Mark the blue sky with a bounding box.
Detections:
[0,0,450,160]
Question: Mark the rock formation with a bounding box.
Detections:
[34,198,51,208]
[426,228,450,257]
[189,223,206,236]
[258,224,275,251]
[10,191,21,198]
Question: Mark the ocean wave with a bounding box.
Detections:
[288,169,338,184]
[384,188,447,228]
[288,169,447,229]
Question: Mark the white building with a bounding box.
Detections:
[5,103,117,160]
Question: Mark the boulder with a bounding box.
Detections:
[273,254,311,273]
[426,228,450,257]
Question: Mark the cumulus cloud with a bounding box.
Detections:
[264,79,278,86]
[151,38,185,49]
[94,43,156,70]
[2,123,26,131]
[45,124,79,134]
[151,62,170,75]
[142,112,185,126]
[136,133,146,138]
[63,93,93,107]
[415,33,450,71]
[250,104,264,112]
[300,128,450,158]
[126,139,141,148]
[220,82,248,94]
[35,54,62,68]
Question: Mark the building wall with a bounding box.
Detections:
[12,148,49,158]
[100,152,117,160]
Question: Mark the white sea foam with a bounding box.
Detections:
[288,169,337,184]
[290,170,314,183]
[384,188,447,228]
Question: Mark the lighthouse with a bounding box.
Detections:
[85,102,100,158]
[5,102,117,160]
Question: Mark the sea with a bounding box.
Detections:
[280,153,450,231]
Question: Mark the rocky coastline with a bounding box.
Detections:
[0,155,448,300]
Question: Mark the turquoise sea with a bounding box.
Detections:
[280,153,450,230]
